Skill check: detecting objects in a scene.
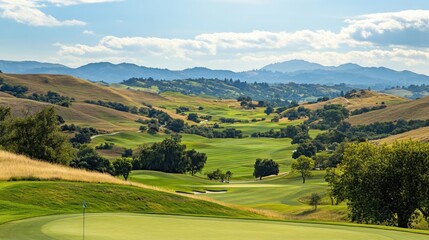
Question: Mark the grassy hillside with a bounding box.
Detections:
[302,90,408,111]
[0,150,258,224]
[0,74,138,105]
[348,96,429,125]
[374,126,429,144]
[0,181,256,225]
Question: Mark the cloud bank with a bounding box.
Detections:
[0,0,116,26]
[54,10,429,71]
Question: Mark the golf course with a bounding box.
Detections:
[1,213,428,240]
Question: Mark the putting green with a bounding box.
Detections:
[0,213,427,240]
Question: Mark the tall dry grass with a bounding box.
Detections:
[0,150,124,184]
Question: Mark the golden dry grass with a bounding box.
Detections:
[301,91,408,111]
[0,150,124,183]
[374,126,429,144]
[0,73,139,105]
[348,96,429,125]
[0,150,268,218]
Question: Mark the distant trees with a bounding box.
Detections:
[326,141,429,228]
[113,158,132,180]
[133,135,207,174]
[206,169,233,182]
[292,141,317,159]
[70,145,112,173]
[28,91,74,107]
[291,156,315,183]
[0,106,75,165]
[253,158,279,180]
[264,106,274,115]
[187,113,199,123]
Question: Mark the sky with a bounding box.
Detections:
[0,0,429,74]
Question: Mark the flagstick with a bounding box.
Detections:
[83,200,86,240]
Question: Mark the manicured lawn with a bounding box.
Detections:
[92,132,303,179]
[0,181,254,225]
[1,213,427,240]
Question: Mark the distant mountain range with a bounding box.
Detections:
[1,59,428,89]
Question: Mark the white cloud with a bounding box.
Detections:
[342,10,429,46]
[82,30,96,35]
[0,0,115,26]
[53,9,429,73]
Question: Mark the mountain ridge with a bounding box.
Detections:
[1,59,428,88]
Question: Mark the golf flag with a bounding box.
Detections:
[83,200,87,209]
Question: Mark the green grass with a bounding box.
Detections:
[1,213,427,240]
[129,170,347,221]
[0,181,255,225]
[91,132,304,179]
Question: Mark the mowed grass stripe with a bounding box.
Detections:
[0,213,427,240]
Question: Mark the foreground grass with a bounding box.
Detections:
[1,213,427,240]
[0,181,257,225]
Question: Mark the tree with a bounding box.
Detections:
[70,145,112,173]
[3,107,75,165]
[133,135,206,174]
[292,141,317,159]
[310,193,321,210]
[206,169,224,181]
[326,141,429,228]
[291,131,311,144]
[253,158,279,180]
[113,158,132,180]
[291,156,315,183]
[225,171,233,182]
[187,113,199,123]
[186,149,207,176]
[122,148,133,157]
[264,106,274,115]
[166,119,185,133]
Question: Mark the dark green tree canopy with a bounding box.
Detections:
[0,107,75,165]
[326,141,429,228]
[253,158,279,180]
[133,135,207,174]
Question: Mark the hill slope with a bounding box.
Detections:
[301,90,408,111]
[348,96,429,125]
[0,150,257,224]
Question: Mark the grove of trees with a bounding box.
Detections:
[132,135,207,174]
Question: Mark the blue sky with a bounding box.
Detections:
[1,0,429,74]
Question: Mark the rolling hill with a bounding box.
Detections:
[348,95,429,125]
[301,90,408,111]
[0,150,258,225]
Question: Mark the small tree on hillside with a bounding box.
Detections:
[310,193,322,210]
[292,156,315,183]
[113,158,132,180]
[253,158,279,180]
[264,106,274,115]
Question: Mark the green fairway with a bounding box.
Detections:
[0,213,427,240]
[129,170,347,221]
[91,132,321,179]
